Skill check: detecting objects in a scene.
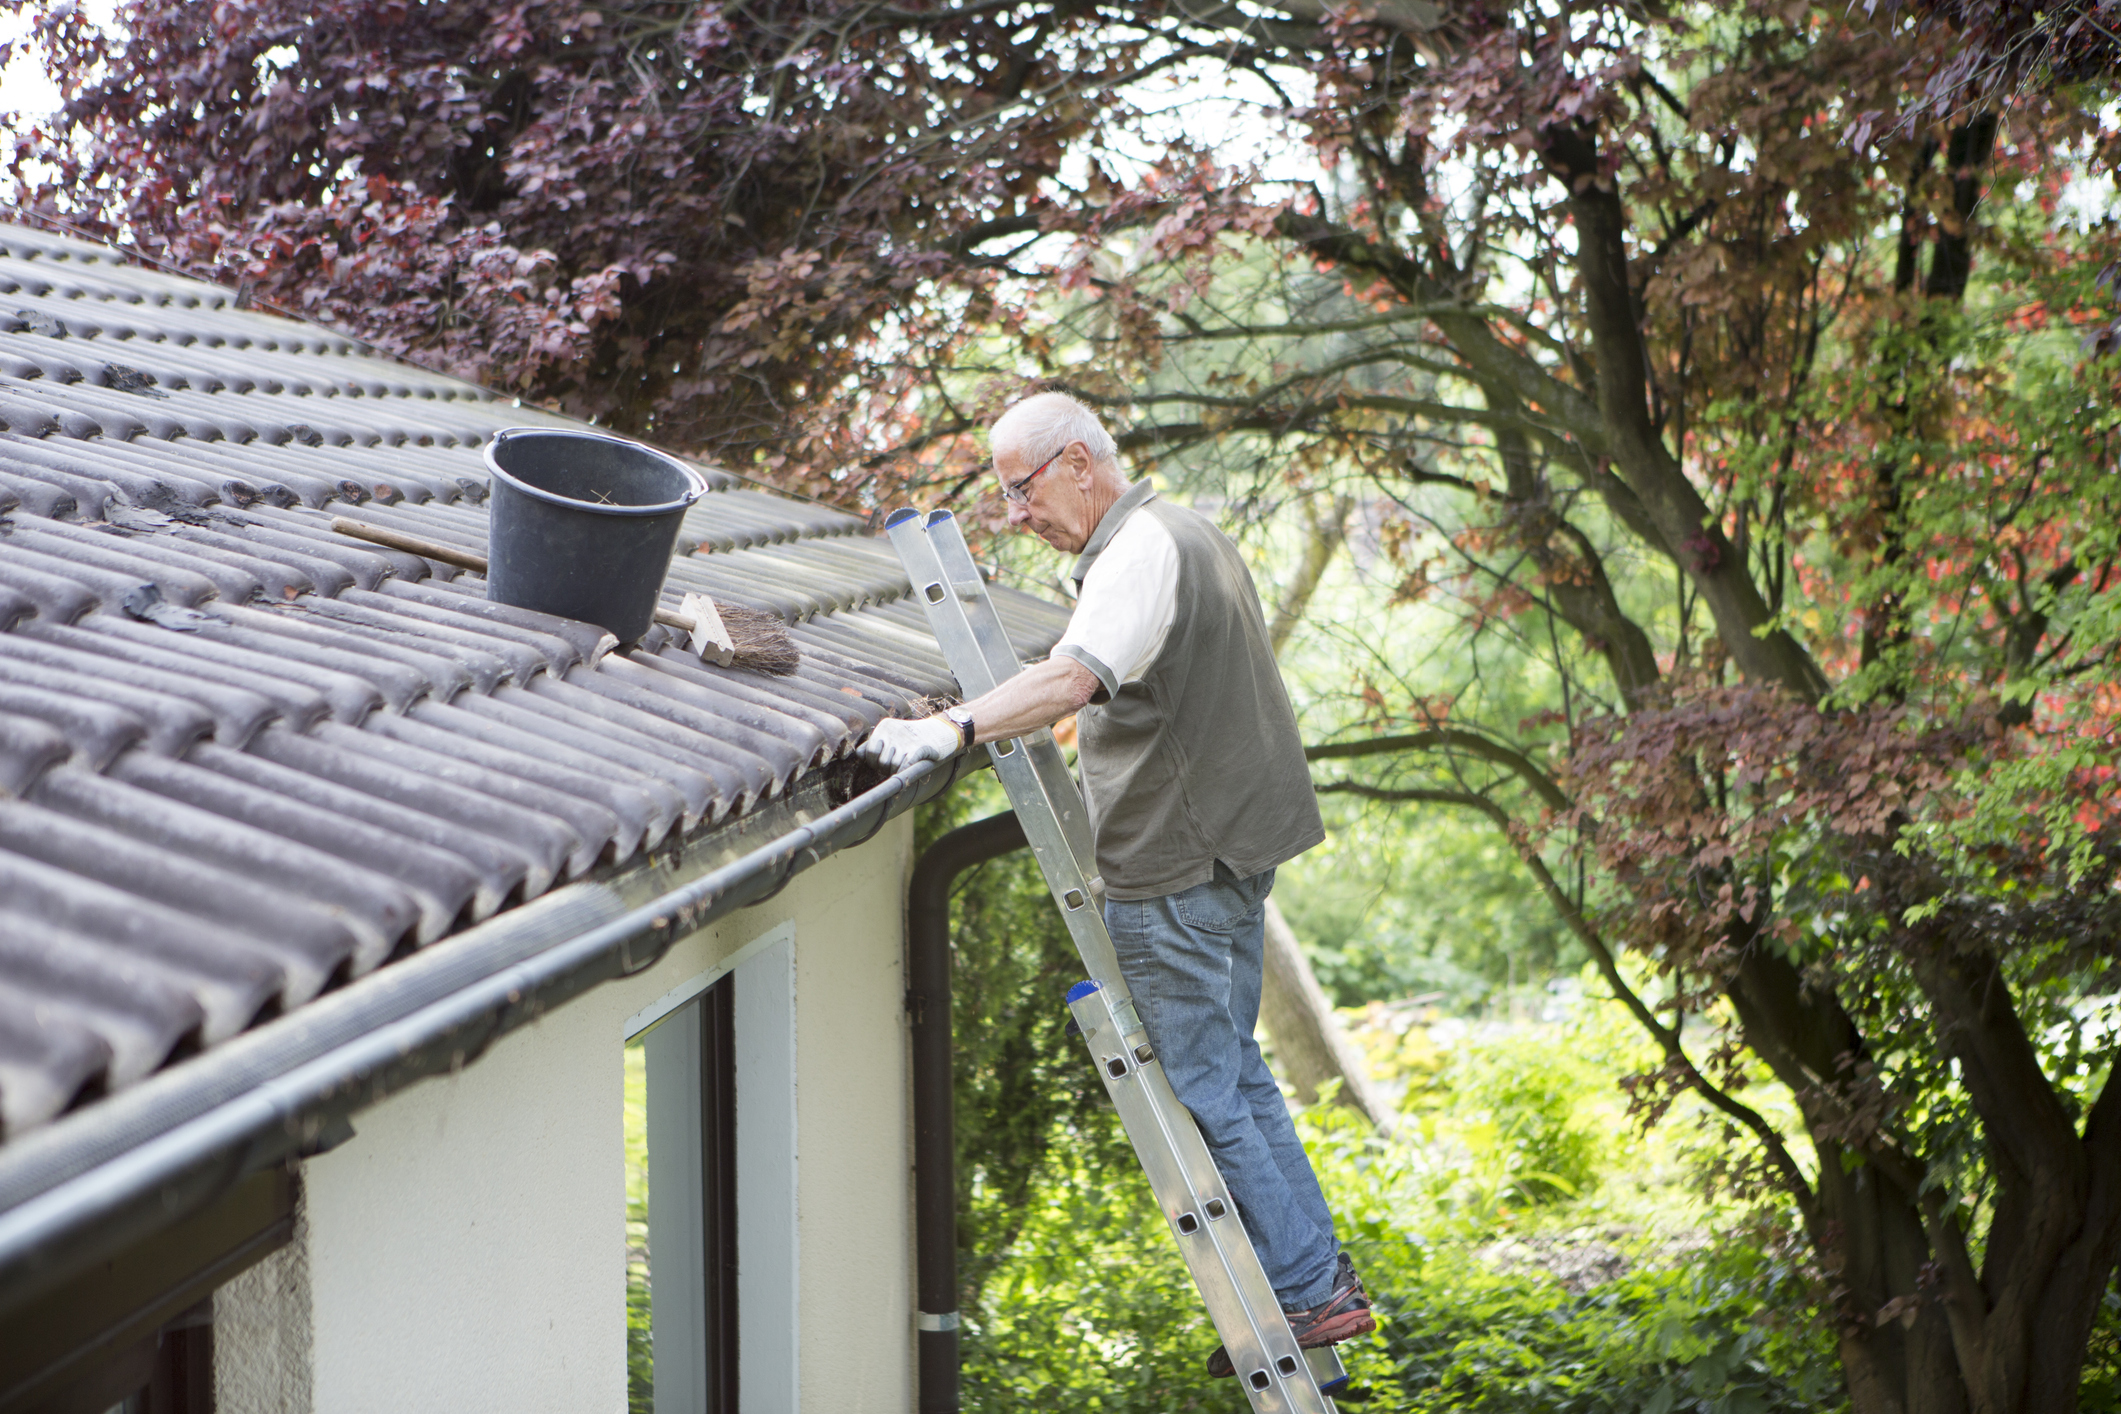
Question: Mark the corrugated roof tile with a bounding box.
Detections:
[0,987,111,1137]
[0,851,293,1037]
[0,912,204,1089]
[0,220,1071,1141]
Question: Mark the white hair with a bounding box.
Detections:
[990,391,1119,469]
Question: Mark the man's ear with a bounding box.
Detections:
[1066,441,1097,487]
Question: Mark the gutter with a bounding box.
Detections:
[905,811,1028,1414]
[0,754,974,1314]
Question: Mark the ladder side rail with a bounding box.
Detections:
[1094,1081,1293,1408]
[1018,733,1102,873]
[1076,994,1314,1379]
[888,513,1119,983]
[984,741,1133,990]
[889,514,1101,887]
[985,735,1098,914]
[985,746,1301,1336]
[885,516,1009,698]
[1308,1348,1350,1395]
[1070,985,1325,1409]
[886,510,1339,1413]
[915,513,1101,873]
[976,763,1342,1408]
[919,510,1038,686]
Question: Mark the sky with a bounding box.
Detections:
[2,9,57,120]
[2,1,122,121]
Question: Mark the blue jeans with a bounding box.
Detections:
[1105,862,1340,1309]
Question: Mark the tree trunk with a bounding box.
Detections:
[1266,494,1352,657]
[1258,898,1393,1131]
[1723,931,2121,1414]
[1256,495,1390,1129]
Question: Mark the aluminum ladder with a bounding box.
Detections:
[887,508,1349,1413]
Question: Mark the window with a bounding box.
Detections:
[625,923,797,1414]
[628,974,739,1414]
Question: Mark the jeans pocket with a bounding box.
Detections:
[1173,868,1269,934]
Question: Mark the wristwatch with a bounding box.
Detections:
[944,704,976,750]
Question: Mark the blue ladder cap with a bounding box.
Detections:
[884,507,921,528]
[925,508,956,527]
[1065,979,1101,1003]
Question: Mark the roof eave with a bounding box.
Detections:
[0,752,980,1316]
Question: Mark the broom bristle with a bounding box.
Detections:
[715,601,801,676]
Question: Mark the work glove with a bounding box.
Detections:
[859,715,965,770]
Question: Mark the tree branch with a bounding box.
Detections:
[1272,210,1609,442]
[933,212,1045,257]
[1148,305,1524,343]
[1540,123,1827,703]
[1488,390,1663,706]
[1306,729,1570,812]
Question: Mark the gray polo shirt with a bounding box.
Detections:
[1054,483,1325,900]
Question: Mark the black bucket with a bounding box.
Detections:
[484,427,709,643]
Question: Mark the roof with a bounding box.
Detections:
[0,221,1064,1143]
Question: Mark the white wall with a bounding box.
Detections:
[285,815,915,1414]
[215,1218,315,1414]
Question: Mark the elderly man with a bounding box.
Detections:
[861,391,1374,1372]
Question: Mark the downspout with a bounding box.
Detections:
[906,811,1026,1414]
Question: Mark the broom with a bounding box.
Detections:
[329,516,800,676]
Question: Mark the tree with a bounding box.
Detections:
[948,5,2121,1412]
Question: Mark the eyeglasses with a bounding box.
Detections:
[1000,447,1065,506]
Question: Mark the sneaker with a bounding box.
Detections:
[1205,1253,1374,1378]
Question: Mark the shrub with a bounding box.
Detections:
[1348,1241,1841,1414]
[960,1144,1222,1413]
[956,1007,1844,1411]
[1442,1041,1604,1205]
[934,793,1846,1413]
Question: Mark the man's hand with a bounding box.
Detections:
[858,715,965,770]
[858,658,1097,770]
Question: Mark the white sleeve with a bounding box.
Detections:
[1052,513,1179,701]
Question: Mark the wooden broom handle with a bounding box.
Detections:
[331,516,488,573]
[330,516,701,631]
